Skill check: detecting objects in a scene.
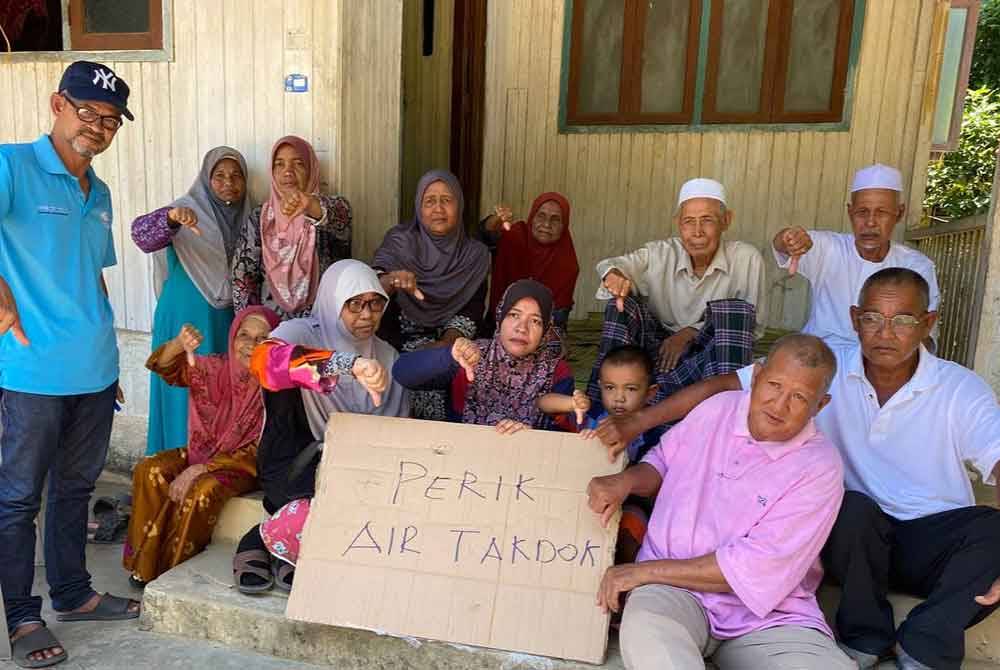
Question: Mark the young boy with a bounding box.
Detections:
[579,345,661,463]
[542,345,661,563]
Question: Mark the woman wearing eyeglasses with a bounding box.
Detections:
[231,260,409,593]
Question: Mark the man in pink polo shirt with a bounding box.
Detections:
[587,334,853,669]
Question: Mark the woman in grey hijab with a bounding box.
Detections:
[372,169,489,420]
[130,146,252,456]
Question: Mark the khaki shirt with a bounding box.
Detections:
[596,238,768,338]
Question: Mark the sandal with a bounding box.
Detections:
[234,549,273,594]
[11,625,67,668]
[88,496,130,544]
[55,593,140,622]
[272,560,295,592]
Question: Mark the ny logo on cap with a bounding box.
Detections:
[92,68,117,92]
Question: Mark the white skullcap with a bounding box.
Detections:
[851,164,903,193]
[677,178,726,208]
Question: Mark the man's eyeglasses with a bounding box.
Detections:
[345,296,388,314]
[857,311,925,334]
[61,93,123,131]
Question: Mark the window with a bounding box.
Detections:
[567,0,701,124]
[930,0,980,152]
[69,0,163,51]
[0,0,164,54]
[564,0,858,127]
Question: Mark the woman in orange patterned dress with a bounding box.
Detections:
[122,306,279,585]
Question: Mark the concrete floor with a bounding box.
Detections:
[7,454,995,670]
[5,477,327,670]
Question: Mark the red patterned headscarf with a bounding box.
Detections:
[186,306,281,465]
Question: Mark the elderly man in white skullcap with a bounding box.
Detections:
[587,178,766,416]
[772,164,940,350]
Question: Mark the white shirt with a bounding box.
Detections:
[596,238,767,339]
[737,346,1000,520]
[772,231,940,349]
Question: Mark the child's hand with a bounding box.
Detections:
[495,419,529,435]
[175,324,203,367]
[352,357,388,406]
[452,338,481,381]
[572,390,590,425]
[579,428,598,440]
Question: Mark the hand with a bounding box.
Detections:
[380,270,425,301]
[594,414,642,462]
[451,337,481,381]
[495,419,529,435]
[168,464,208,504]
[657,328,698,372]
[0,275,28,346]
[279,189,317,219]
[494,204,514,231]
[572,390,591,425]
[175,324,204,367]
[602,269,632,313]
[352,357,388,407]
[579,428,598,440]
[780,227,812,275]
[587,473,630,527]
[976,577,1000,607]
[596,564,646,614]
[116,384,125,406]
[168,207,201,236]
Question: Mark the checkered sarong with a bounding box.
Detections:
[586,297,756,411]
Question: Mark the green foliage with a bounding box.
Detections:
[970,0,1000,92]
[924,88,1000,218]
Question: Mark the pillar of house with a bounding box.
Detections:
[973,151,1000,395]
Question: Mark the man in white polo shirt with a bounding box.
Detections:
[771,164,940,350]
[592,268,1000,670]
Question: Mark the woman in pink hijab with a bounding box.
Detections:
[232,136,353,320]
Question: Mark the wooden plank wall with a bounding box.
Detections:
[338,0,405,264]
[480,0,948,327]
[0,0,345,333]
[401,0,455,222]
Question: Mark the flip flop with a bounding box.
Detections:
[55,593,140,622]
[11,626,67,668]
[234,549,274,594]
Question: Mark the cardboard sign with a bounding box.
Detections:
[285,414,623,664]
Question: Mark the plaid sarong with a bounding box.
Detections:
[586,296,756,411]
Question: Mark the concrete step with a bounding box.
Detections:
[143,543,626,669]
[163,493,1000,668]
[142,542,1000,670]
[212,490,268,544]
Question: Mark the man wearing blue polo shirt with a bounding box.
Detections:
[0,61,140,668]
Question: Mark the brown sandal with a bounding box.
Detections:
[234,549,273,594]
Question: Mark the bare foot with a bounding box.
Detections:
[71,592,140,615]
[11,622,64,664]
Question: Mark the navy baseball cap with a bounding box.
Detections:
[58,61,134,121]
